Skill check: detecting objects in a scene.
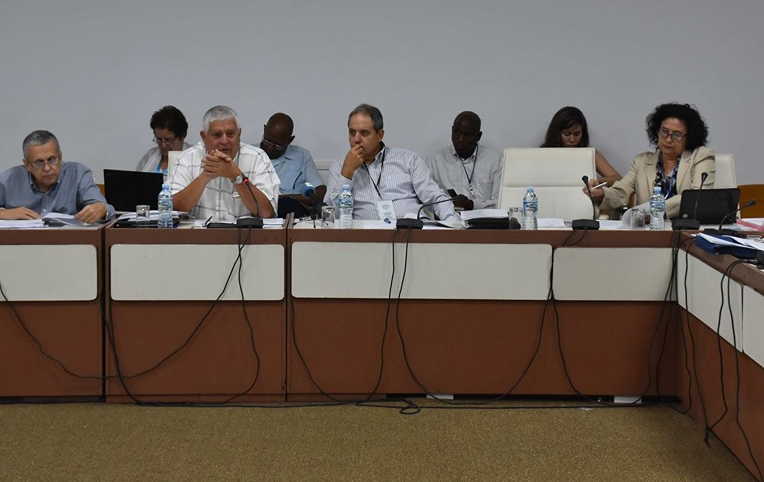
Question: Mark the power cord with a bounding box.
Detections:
[287,221,397,406]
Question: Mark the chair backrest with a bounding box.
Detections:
[168,151,182,180]
[738,184,764,218]
[714,153,737,188]
[315,159,333,185]
[498,147,596,220]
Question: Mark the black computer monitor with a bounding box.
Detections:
[103,169,164,211]
[677,188,740,224]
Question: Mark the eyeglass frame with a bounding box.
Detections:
[28,157,60,170]
[658,127,686,142]
[153,135,181,146]
[260,137,287,151]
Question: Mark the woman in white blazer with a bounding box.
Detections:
[586,103,714,219]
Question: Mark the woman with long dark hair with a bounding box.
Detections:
[542,106,620,186]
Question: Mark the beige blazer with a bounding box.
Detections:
[601,147,715,218]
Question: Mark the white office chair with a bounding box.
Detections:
[497,147,596,220]
[168,151,181,180]
[713,153,736,189]
[314,158,334,185]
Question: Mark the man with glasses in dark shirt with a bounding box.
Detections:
[0,130,112,222]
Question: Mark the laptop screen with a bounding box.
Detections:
[677,188,740,224]
[103,169,164,211]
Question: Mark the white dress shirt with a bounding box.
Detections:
[325,145,456,220]
[169,142,280,220]
[426,144,503,209]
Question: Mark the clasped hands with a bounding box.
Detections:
[202,149,241,181]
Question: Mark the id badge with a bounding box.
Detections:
[376,200,396,224]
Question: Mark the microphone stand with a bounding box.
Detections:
[572,175,600,230]
[396,197,459,230]
[702,200,757,237]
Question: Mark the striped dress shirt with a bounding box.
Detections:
[325,145,456,220]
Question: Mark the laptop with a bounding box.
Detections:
[677,188,740,224]
[103,169,164,211]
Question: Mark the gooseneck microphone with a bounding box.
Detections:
[672,172,708,231]
[703,200,757,236]
[692,172,709,220]
[572,175,600,230]
[396,197,459,229]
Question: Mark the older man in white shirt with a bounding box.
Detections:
[170,105,279,220]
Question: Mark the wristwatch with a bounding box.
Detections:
[232,174,245,185]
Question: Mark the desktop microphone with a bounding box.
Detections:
[671,172,708,231]
[396,197,458,229]
[703,200,757,236]
[572,175,600,230]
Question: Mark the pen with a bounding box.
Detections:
[204,216,213,226]
[592,181,608,190]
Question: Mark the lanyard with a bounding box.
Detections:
[459,145,478,186]
[362,146,387,199]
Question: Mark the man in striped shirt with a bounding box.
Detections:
[170,105,279,220]
[326,104,457,221]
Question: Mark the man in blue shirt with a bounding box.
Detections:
[0,130,112,222]
[259,113,325,217]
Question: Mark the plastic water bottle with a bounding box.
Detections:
[338,183,353,229]
[157,183,174,229]
[649,186,665,230]
[522,187,538,230]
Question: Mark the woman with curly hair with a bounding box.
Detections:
[584,103,714,218]
[136,105,191,176]
[542,106,621,186]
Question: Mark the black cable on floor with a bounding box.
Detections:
[287,226,394,405]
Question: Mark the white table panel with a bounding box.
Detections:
[292,242,552,300]
[678,253,744,349]
[0,245,97,301]
[554,248,674,301]
[111,244,284,301]
[743,286,764,367]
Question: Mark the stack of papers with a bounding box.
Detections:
[738,218,764,230]
[0,212,87,229]
[0,219,45,229]
[695,233,764,258]
[459,209,508,221]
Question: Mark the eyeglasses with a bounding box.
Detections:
[153,136,179,146]
[659,127,686,142]
[29,158,59,170]
[261,137,285,151]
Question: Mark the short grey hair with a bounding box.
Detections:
[202,105,239,132]
[348,104,384,131]
[22,130,60,159]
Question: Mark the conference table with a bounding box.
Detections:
[677,240,764,477]
[2,220,763,475]
[287,223,680,399]
[0,226,103,399]
[104,226,287,403]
